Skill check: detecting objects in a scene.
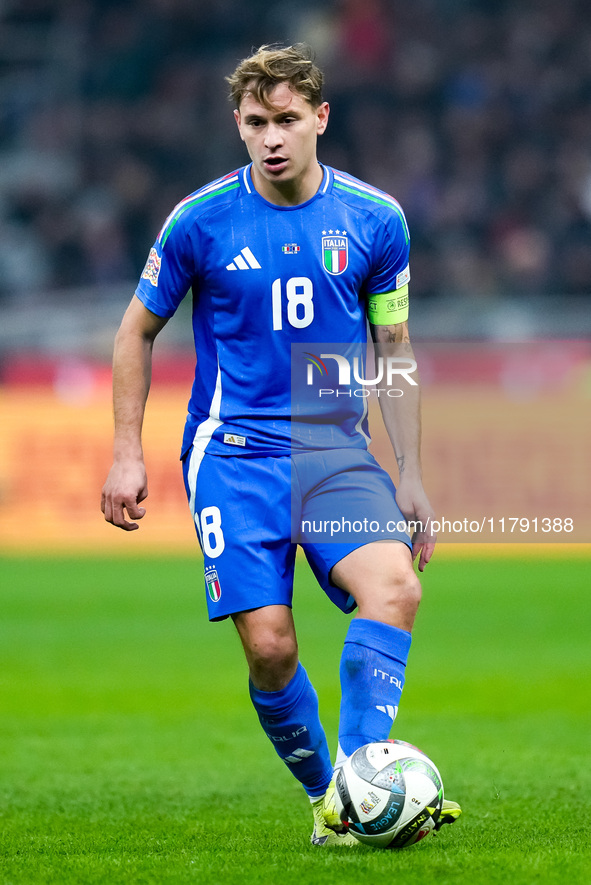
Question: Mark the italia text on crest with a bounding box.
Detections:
[322,230,348,275]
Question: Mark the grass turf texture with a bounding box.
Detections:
[1,552,589,884]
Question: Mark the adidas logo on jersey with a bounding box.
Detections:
[226,247,261,271]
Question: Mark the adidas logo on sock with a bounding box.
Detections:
[284,748,315,764]
[226,247,261,270]
[376,704,398,720]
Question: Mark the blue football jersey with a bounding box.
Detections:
[135,164,410,457]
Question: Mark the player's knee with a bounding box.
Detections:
[384,570,422,623]
[361,570,422,629]
[246,630,299,691]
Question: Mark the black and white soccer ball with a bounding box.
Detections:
[334,740,444,849]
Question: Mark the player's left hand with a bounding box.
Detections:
[394,478,437,572]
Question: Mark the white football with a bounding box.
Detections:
[334,739,444,848]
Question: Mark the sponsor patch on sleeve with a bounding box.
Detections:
[141,247,162,287]
[396,264,411,289]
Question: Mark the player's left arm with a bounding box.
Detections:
[369,316,436,571]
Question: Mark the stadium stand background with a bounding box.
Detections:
[1,0,591,357]
[1,0,589,551]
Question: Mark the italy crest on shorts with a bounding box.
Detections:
[322,232,348,275]
[204,566,222,602]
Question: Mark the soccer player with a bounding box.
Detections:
[101,44,461,846]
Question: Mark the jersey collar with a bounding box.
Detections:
[241,164,332,208]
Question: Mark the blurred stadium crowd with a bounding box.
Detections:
[1,0,591,343]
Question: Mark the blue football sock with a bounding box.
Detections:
[249,662,333,799]
[337,618,412,761]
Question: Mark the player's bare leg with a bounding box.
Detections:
[233,604,298,691]
[331,539,422,630]
[233,605,357,845]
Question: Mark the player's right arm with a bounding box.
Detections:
[101,295,169,531]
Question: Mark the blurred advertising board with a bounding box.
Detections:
[0,356,195,553]
[0,343,590,552]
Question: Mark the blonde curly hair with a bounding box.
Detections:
[226,43,324,109]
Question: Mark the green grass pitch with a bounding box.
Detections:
[1,551,589,884]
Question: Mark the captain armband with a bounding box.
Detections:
[367,284,409,326]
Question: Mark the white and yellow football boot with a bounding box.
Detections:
[436,798,462,829]
[321,772,345,832]
[310,787,358,847]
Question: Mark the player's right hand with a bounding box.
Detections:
[101,460,148,531]
[394,478,437,572]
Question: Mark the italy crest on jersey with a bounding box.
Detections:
[322,232,348,275]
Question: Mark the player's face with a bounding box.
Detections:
[234,82,329,206]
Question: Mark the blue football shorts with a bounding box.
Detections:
[182,447,411,621]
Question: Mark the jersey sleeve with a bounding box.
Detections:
[365,205,411,325]
[135,213,197,318]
